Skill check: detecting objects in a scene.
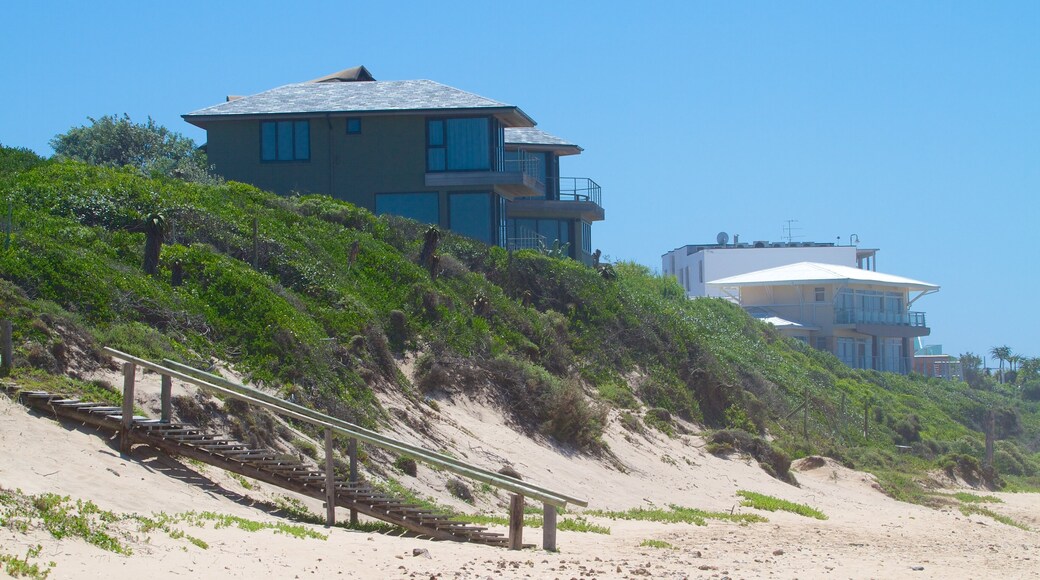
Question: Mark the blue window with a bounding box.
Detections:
[581,221,592,254]
[261,120,309,162]
[375,193,439,225]
[346,118,361,134]
[427,118,491,171]
[449,193,492,244]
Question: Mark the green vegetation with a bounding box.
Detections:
[0,544,53,579]
[1,141,1039,501]
[952,492,1001,504]
[0,489,133,555]
[958,505,1030,531]
[736,490,827,520]
[638,539,675,549]
[461,512,610,534]
[587,505,767,526]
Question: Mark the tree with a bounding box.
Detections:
[51,114,218,184]
[960,352,990,389]
[142,213,167,275]
[990,345,1012,384]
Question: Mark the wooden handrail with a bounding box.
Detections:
[101,347,587,509]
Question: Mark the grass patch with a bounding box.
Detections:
[638,539,675,549]
[459,513,609,534]
[736,491,827,520]
[958,505,1030,531]
[0,544,54,579]
[227,473,255,491]
[0,489,133,555]
[587,505,767,526]
[952,492,1001,504]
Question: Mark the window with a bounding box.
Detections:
[581,221,592,254]
[814,287,825,302]
[427,118,491,171]
[261,120,309,162]
[346,118,362,134]
[698,260,704,283]
[815,337,828,351]
[449,193,493,244]
[374,193,439,225]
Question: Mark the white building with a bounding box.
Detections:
[662,239,878,298]
[707,262,939,374]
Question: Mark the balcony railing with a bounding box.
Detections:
[835,309,927,327]
[840,355,913,374]
[559,177,602,206]
[496,148,545,190]
[506,228,546,252]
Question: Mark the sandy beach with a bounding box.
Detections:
[1,375,1037,579]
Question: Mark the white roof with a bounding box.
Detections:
[707,261,939,291]
[758,316,818,330]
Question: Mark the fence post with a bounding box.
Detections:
[348,437,359,525]
[160,374,172,423]
[120,362,136,455]
[863,401,870,439]
[0,319,11,378]
[324,428,336,527]
[984,411,995,469]
[542,502,557,552]
[508,494,524,550]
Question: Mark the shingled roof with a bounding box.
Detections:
[504,127,582,154]
[183,80,535,127]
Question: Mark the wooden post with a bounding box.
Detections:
[160,374,172,423]
[324,428,336,527]
[120,362,136,455]
[0,319,12,378]
[984,411,995,469]
[348,437,359,525]
[508,494,524,550]
[252,217,259,268]
[542,502,557,552]
[802,385,809,441]
[863,401,870,439]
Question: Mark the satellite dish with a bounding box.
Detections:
[716,231,729,245]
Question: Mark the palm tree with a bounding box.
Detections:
[990,345,1012,384]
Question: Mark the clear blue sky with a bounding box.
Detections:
[3,1,1038,360]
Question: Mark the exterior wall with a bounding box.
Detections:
[206,114,498,233]
[736,281,920,374]
[662,246,857,298]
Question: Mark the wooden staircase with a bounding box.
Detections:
[6,387,509,547]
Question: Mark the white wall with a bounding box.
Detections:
[662,246,858,298]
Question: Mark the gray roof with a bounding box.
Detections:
[184,80,534,126]
[504,127,576,147]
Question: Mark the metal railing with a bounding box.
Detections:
[835,309,927,327]
[506,227,546,252]
[839,355,913,374]
[496,148,545,189]
[559,177,602,206]
[102,347,588,550]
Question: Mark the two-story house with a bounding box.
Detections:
[707,262,939,374]
[182,66,604,263]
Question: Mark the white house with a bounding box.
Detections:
[662,240,878,298]
[707,262,939,375]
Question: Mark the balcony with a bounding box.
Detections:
[507,177,605,222]
[841,355,914,375]
[835,309,930,338]
[425,148,545,199]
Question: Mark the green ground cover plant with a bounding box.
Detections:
[587,505,767,526]
[736,490,827,520]
[638,539,675,549]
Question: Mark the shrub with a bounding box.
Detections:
[707,429,795,484]
[394,456,418,477]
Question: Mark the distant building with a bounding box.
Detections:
[183,66,605,263]
[707,262,938,375]
[662,238,877,298]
